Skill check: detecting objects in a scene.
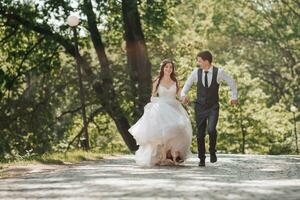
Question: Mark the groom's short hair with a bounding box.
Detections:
[197,51,213,63]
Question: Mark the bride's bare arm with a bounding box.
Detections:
[176,81,182,99]
[151,79,159,97]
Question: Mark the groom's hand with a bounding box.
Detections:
[230,99,237,106]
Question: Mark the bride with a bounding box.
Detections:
[129,59,192,166]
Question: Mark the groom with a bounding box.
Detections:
[181,51,237,167]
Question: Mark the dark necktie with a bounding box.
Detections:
[204,71,208,88]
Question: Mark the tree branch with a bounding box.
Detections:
[66,106,104,150]
[280,0,300,18]
[56,101,96,120]
[19,36,46,72]
[0,26,18,44]
[0,7,97,80]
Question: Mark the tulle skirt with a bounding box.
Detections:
[129,97,192,166]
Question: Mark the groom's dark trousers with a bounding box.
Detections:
[195,67,220,160]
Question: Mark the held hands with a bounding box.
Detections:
[230,99,238,106]
[181,96,189,105]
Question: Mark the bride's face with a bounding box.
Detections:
[163,63,173,76]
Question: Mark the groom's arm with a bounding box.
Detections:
[180,68,198,98]
[218,69,238,102]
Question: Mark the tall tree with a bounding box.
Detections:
[0,0,155,152]
[122,0,152,117]
[208,0,300,107]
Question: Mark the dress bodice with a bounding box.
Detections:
[158,83,177,99]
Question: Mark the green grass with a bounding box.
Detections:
[0,149,133,178]
[0,150,108,177]
[35,150,105,164]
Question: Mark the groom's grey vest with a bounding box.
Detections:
[196,67,220,108]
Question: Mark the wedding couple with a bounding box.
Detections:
[129,51,237,167]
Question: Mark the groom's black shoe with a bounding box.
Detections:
[198,159,205,167]
[210,153,217,163]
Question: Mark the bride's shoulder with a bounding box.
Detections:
[153,77,159,86]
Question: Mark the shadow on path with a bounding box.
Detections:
[0,154,299,199]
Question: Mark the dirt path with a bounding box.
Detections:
[0,154,299,199]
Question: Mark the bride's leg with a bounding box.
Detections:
[175,152,184,163]
[157,149,174,166]
[166,149,173,160]
[171,150,184,164]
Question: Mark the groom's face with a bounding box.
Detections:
[197,57,209,68]
[197,57,205,68]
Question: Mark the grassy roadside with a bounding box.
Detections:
[0,150,117,178]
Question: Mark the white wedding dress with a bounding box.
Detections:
[129,83,192,166]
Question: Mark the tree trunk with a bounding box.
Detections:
[122,0,152,118]
[239,106,246,154]
[82,0,138,151]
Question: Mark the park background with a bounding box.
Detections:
[0,0,299,164]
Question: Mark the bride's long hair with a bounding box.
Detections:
[154,59,179,94]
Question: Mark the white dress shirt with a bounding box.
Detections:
[181,66,238,100]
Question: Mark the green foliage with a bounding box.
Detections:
[217,62,294,154]
[157,0,299,154]
[0,0,299,161]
